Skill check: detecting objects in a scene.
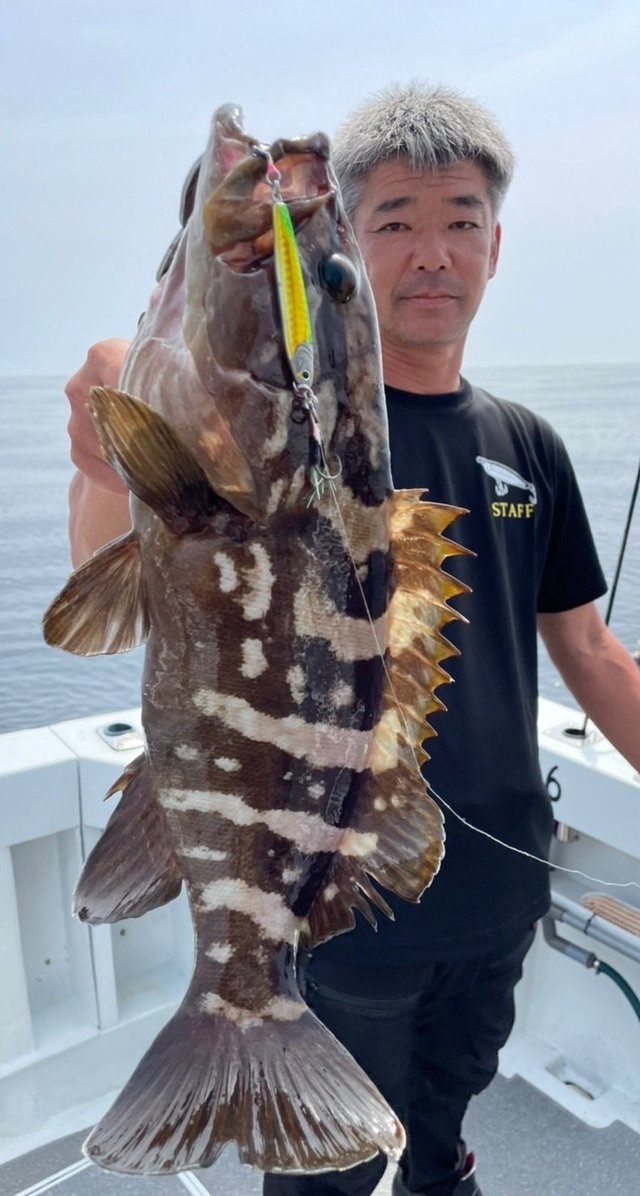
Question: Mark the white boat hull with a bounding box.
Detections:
[0,698,638,1163]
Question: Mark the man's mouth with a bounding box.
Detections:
[400,290,458,302]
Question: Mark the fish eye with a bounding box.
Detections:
[318,254,358,303]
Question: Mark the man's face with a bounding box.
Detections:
[352,159,501,356]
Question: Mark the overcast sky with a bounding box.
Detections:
[2,0,638,374]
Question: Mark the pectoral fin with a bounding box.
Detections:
[89,386,219,534]
[43,530,148,655]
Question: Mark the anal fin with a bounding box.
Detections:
[73,754,183,923]
[302,856,393,949]
[43,530,148,655]
[343,750,445,904]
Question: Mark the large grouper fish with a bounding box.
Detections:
[43,105,469,1177]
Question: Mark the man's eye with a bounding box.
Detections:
[450,221,479,230]
[376,221,407,233]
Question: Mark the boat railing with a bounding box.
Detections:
[0,708,192,1149]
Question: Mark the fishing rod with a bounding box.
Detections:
[565,454,640,740]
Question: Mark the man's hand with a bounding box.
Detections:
[66,339,131,491]
[66,339,132,567]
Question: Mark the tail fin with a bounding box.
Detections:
[83,987,404,1175]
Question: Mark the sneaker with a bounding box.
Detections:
[392,1151,482,1196]
[450,1152,482,1195]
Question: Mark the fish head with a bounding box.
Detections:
[133,105,390,523]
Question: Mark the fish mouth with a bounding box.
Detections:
[202,105,334,271]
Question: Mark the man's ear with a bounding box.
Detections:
[489,222,501,279]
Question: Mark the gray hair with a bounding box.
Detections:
[333,82,514,220]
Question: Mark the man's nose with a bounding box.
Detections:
[410,235,451,271]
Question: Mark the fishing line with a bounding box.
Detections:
[428,783,640,891]
[266,161,640,894]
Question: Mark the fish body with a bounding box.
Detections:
[44,106,468,1177]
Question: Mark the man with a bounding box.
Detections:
[65,85,640,1196]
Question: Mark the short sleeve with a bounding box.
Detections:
[537,435,607,613]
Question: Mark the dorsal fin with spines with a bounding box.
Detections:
[305,490,471,946]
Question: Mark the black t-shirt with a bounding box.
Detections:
[315,379,607,966]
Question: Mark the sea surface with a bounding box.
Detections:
[0,364,638,735]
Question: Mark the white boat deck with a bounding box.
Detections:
[0,698,638,1195]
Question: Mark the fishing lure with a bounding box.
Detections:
[268,160,340,503]
[270,164,315,391]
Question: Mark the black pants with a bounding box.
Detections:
[263,928,535,1196]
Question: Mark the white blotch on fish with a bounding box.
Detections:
[339,828,379,859]
[214,552,239,593]
[198,878,305,944]
[266,478,286,518]
[214,757,242,772]
[192,690,371,771]
[241,638,268,679]
[175,744,200,761]
[293,586,386,662]
[199,991,304,1028]
[331,682,355,709]
[162,787,377,857]
[179,844,228,862]
[282,865,303,885]
[287,664,306,705]
[206,942,234,963]
[367,707,403,772]
[238,544,275,621]
[262,409,290,459]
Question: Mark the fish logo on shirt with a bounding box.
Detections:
[476,456,537,506]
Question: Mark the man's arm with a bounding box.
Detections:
[537,602,640,772]
[66,339,132,567]
[68,473,131,569]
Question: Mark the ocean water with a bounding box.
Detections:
[0,364,638,735]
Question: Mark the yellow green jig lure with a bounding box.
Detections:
[272,197,315,390]
[267,157,340,504]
